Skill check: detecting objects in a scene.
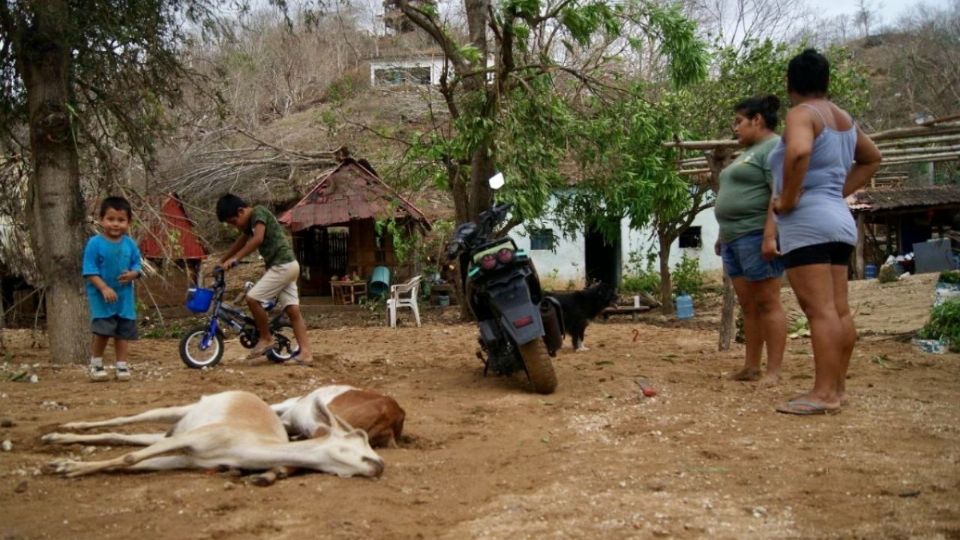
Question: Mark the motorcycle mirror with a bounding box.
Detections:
[488,172,505,190]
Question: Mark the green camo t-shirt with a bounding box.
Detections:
[246,206,295,268]
[714,135,779,244]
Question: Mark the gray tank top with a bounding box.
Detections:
[768,104,858,254]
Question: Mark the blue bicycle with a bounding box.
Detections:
[179,266,300,369]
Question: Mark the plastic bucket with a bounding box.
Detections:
[368,266,391,298]
[186,287,215,313]
[675,294,694,320]
[864,264,878,279]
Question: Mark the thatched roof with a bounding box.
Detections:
[847,184,960,213]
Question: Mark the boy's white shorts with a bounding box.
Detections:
[247,260,300,310]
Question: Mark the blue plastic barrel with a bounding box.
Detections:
[675,294,694,320]
[864,264,878,279]
[368,266,391,298]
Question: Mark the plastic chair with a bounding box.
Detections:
[387,275,422,328]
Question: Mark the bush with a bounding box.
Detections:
[620,251,660,295]
[919,298,960,352]
[672,253,705,301]
[938,270,960,285]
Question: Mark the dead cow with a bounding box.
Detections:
[271,385,405,448]
[44,390,384,480]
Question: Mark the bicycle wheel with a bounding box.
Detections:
[179,325,224,369]
[266,323,300,363]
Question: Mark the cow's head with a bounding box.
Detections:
[303,401,384,478]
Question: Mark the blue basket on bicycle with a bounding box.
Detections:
[185,287,215,313]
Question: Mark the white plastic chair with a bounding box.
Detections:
[387,275,422,328]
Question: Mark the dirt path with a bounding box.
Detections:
[1,274,958,539]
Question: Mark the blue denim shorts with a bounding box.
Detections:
[721,231,784,281]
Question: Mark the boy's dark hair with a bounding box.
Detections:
[100,196,132,219]
[735,94,781,131]
[216,194,248,222]
[787,48,830,97]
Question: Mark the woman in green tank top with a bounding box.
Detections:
[714,95,787,385]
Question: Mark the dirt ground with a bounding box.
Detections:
[1,273,958,539]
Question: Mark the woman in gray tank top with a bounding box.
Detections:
[768,49,882,415]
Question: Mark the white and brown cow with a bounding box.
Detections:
[44,390,384,479]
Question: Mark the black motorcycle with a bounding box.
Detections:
[446,176,564,394]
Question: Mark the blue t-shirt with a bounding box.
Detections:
[82,235,142,320]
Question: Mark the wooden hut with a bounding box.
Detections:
[137,193,209,306]
[278,158,431,297]
[847,184,960,276]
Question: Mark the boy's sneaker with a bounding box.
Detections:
[88,364,108,382]
[115,363,131,382]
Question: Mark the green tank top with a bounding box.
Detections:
[714,136,779,244]
[246,206,295,268]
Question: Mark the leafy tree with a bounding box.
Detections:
[0,1,263,363]
[395,0,708,229]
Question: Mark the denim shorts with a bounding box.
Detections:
[91,315,138,340]
[721,231,784,281]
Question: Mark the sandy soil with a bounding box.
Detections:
[1,273,958,539]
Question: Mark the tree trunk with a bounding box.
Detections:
[19,1,89,364]
[718,274,736,351]
[658,231,674,314]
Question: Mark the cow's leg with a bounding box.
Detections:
[49,431,202,477]
[126,456,197,471]
[43,431,164,446]
[248,466,298,487]
[60,405,194,430]
[269,396,301,417]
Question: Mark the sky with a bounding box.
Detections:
[803,0,955,22]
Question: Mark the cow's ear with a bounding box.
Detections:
[312,399,334,427]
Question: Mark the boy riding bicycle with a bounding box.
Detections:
[216,194,313,363]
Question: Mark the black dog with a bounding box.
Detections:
[548,282,619,351]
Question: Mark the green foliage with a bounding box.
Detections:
[557,89,690,241]
[620,251,660,295]
[0,1,250,179]
[671,253,705,300]
[670,40,871,141]
[396,0,708,236]
[919,299,960,353]
[644,3,709,87]
[374,215,418,265]
[938,271,960,285]
[324,71,365,103]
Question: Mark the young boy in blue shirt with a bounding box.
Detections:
[82,196,142,381]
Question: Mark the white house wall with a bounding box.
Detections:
[620,208,723,274]
[513,206,722,288]
[369,58,445,86]
[514,223,586,287]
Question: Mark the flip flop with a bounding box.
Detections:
[776,399,841,416]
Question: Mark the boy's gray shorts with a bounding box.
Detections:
[91,316,138,340]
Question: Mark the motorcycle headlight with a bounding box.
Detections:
[496,247,514,264]
[480,254,497,270]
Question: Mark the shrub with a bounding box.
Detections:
[938,270,960,285]
[919,298,960,352]
[672,253,705,301]
[620,251,660,295]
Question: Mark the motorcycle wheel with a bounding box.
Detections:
[266,323,300,363]
[519,339,557,394]
[179,325,224,369]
